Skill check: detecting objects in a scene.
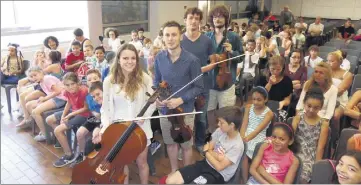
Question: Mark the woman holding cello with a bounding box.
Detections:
[92,44,156,184]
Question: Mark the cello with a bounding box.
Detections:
[71,82,170,184]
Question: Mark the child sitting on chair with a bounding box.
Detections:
[160,106,244,184]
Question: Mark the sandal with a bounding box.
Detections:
[16,119,33,128]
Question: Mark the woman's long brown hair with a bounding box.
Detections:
[109,44,143,101]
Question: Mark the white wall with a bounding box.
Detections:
[149,1,199,40]
[271,0,361,20]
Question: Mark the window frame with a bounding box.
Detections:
[101,1,150,36]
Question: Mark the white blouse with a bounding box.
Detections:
[100,72,156,141]
[296,84,338,120]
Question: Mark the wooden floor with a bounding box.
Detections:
[1,88,246,184]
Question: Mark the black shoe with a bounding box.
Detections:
[53,154,74,168]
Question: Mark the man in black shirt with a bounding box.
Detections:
[338,18,355,42]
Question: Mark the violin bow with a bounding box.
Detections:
[112,111,203,123]
[208,53,246,67]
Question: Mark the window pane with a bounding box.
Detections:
[13,1,87,29]
[1,1,15,28]
[103,23,149,37]
[102,1,148,24]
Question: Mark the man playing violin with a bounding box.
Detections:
[154,21,204,173]
[181,7,216,155]
[205,5,243,112]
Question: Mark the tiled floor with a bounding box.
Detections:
[1,89,245,184]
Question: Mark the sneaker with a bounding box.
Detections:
[178,149,182,161]
[149,140,161,155]
[34,133,46,142]
[54,141,61,149]
[69,153,85,168]
[53,154,74,168]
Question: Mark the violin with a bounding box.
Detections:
[158,81,193,144]
[71,82,168,184]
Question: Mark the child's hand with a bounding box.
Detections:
[92,127,102,144]
[203,142,210,152]
[38,97,46,103]
[216,147,226,161]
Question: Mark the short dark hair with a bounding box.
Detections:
[89,81,103,93]
[208,5,231,29]
[184,7,203,21]
[43,36,59,49]
[162,21,182,33]
[308,45,319,52]
[94,46,105,53]
[205,24,210,28]
[215,106,243,130]
[247,39,256,44]
[131,30,138,34]
[73,28,84,37]
[158,30,163,36]
[346,18,352,22]
[86,69,101,79]
[303,87,325,106]
[71,41,81,47]
[138,27,145,32]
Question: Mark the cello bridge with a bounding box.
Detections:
[95,164,109,175]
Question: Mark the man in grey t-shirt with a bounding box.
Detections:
[280,6,294,26]
[163,106,244,184]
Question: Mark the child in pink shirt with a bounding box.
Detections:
[248,122,300,184]
[21,67,67,142]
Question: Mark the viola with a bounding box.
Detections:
[215,49,233,90]
[71,82,168,184]
[158,82,193,144]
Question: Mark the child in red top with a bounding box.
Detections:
[63,41,85,72]
[46,72,90,168]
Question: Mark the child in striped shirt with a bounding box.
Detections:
[240,86,274,181]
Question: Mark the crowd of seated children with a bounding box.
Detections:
[240,86,273,181]
[71,69,103,167]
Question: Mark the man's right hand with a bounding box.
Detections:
[155,98,165,108]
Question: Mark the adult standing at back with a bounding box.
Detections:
[181,7,216,155]
[279,6,294,26]
[67,28,92,54]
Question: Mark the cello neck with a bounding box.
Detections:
[137,101,152,117]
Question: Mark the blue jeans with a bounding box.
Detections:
[0,72,20,84]
[195,92,210,147]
